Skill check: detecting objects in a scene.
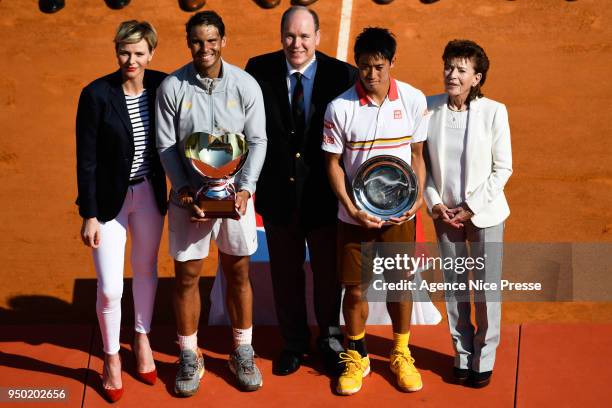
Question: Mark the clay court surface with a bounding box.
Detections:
[0,0,611,406]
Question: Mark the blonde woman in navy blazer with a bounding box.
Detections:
[423,39,512,389]
[76,21,167,402]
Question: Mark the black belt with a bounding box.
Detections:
[129,176,148,186]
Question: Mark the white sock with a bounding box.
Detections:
[177,331,198,352]
[232,326,252,348]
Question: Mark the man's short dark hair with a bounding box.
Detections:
[354,27,396,63]
[186,10,225,37]
[442,39,490,101]
[280,6,320,33]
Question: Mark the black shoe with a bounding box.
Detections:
[420,0,440,3]
[104,0,131,10]
[255,0,280,8]
[453,367,469,385]
[273,350,302,376]
[317,336,345,377]
[468,370,492,388]
[291,0,318,5]
[39,0,65,13]
[179,0,206,12]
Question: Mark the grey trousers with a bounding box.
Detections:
[434,219,504,373]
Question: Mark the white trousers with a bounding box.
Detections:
[92,179,164,354]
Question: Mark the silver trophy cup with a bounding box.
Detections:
[184,131,249,219]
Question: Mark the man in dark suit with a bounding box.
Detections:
[245,5,357,376]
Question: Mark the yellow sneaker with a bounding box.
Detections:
[336,350,370,395]
[390,347,422,392]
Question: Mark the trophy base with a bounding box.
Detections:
[197,198,240,220]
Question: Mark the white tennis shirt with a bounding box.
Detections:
[322,78,429,224]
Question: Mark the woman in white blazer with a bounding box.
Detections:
[424,39,512,388]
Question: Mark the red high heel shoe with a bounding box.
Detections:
[133,340,157,385]
[102,386,124,403]
[136,368,157,385]
[102,356,123,403]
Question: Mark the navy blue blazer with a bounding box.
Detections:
[246,51,358,228]
[76,69,168,222]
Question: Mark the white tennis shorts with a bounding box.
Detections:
[168,198,258,261]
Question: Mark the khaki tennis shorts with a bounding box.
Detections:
[337,218,416,285]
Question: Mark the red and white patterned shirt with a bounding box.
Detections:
[322,78,429,224]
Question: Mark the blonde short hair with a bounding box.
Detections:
[114,20,158,52]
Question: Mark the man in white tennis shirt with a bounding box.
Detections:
[322,27,429,395]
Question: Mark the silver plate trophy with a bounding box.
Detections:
[352,155,418,220]
[184,131,249,219]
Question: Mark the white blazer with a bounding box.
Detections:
[424,94,513,228]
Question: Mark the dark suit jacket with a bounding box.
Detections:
[76,69,168,222]
[246,51,357,228]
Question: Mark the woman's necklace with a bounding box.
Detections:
[447,95,469,112]
[447,105,468,125]
[447,103,468,112]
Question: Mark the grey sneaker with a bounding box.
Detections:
[174,349,205,397]
[228,344,263,391]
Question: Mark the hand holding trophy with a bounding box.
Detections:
[184,130,249,220]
